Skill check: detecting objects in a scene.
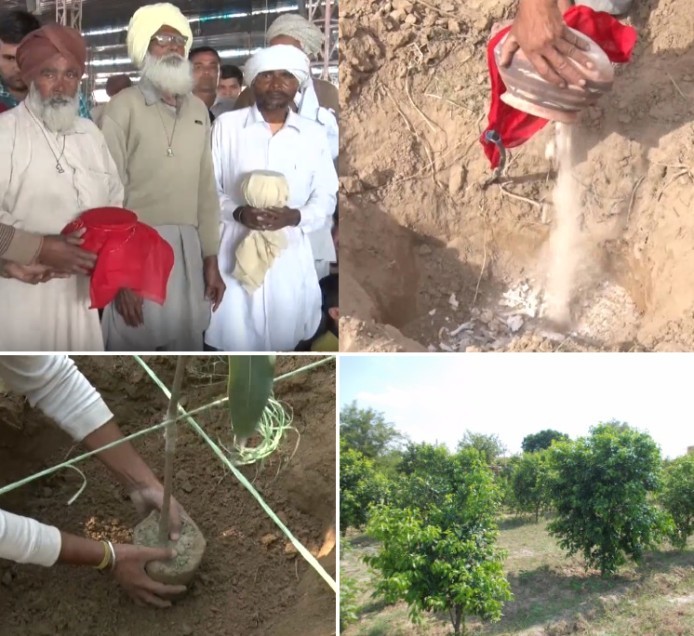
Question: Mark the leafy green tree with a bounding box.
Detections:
[340,439,389,533]
[495,455,519,511]
[547,423,666,575]
[365,444,512,636]
[521,429,569,453]
[456,431,506,464]
[511,451,550,522]
[397,440,448,476]
[340,401,405,459]
[660,453,694,549]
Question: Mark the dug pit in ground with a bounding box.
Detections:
[340,0,694,352]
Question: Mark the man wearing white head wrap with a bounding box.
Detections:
[239,27,339,279]
[243,44,311,88]
[234,13,339,159]
[205,44,338,352]
[100,3,225,352]
[235,13,338,114]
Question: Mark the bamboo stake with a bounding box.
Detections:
[158,356,187,544]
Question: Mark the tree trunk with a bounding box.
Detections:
[158,356,187,544]
[452,605,464,636]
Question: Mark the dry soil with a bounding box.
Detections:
[0,355,336,636]
[340,0,694,352]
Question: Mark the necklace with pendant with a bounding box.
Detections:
[156,102,179,158]
[24,102,67,173]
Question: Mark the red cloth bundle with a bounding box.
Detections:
[481,5,638,168]
[62,207,174,309]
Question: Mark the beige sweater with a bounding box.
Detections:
[0,224,42,265]
[100,82,220,257]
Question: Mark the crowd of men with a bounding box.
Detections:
[0,3,339,353]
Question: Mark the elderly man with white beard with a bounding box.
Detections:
[100,2,225,352]
[204,45,338,352]
[0,24,123,351]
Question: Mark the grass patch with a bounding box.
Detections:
[341,521,694,635]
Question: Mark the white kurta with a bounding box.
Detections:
[0,104,124,351]
[295,83,338,274]
[205,106,338,351]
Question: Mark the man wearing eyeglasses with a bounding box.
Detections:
[100,3,225,352]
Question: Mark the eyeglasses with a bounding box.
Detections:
[150,34,188,47]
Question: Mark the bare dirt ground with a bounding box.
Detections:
[0,355,336,636]
[339,0,694,352]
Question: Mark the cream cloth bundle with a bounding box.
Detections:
[233,170,290,293]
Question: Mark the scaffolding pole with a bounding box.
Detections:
[306,0,338,81]
[55,0,83,30]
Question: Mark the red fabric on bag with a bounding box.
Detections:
[481,5,638,168]
[62,207,174,309]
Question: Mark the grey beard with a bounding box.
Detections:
[141,53,194,96]
[26,83,79,133]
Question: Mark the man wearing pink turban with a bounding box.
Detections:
[0,24,123,351]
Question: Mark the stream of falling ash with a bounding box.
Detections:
[543,122,584,326]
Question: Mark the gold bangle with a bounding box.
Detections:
[106,540,117,572]
[95,540,111,570]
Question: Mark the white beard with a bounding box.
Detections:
[26,83,79,133]
[141,53,194,96]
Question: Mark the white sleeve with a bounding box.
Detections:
[0,508,61,567]
[0,356,113,441]
[297,128,338,234]
[317,107,339,161]
[211,116,244,223]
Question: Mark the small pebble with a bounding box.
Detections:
[181,624,194,636]
[284,543,298,558]
[261,533,279,547]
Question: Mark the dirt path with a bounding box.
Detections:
[0,355,336,636]
[340,0,694,352]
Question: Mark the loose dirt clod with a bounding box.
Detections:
[133,510,206,589]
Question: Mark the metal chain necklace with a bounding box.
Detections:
[155,103,179,158]
[24,102,67,173]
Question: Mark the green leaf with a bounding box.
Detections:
[227,355,276,439]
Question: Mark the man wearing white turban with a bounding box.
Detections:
[234,13,339,120]
[100,2,225,352]
[205,44,338,352]
[236,14,339,280]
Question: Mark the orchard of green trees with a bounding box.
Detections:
[340,403,694,636]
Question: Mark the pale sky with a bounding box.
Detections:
[340,354,693,460]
